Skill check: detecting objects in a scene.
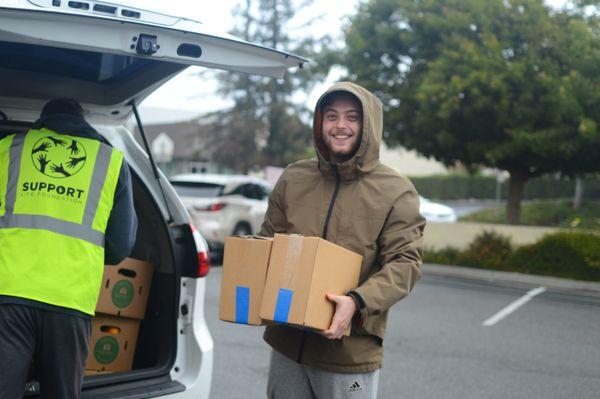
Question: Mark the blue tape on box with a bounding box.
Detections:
[274,288,294,323]
[235,286,250,324]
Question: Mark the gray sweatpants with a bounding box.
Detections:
[0,304,91,399]
[267,350,380,399]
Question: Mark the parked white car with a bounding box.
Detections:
[170,174,271,250]
[420,196,457,223]
[0,1,305,398]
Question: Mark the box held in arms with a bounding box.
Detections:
[259,234,362,335]
[219,236,273,325]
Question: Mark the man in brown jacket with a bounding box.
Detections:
[261,82,426,398]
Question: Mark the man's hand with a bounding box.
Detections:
[320,293,357,340]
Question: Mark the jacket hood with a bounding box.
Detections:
[313,82,383,179]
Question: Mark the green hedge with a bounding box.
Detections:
[508,233,600,280]
[411,175,600,200]
[424,231,600,281]
[460,200,600,230]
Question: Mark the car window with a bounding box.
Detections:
[226,184,245,197]
[0,41,162,84]
[170,181,224,197]
[228,184,264,200]
[258,185,271,199]
[246,184,264,200]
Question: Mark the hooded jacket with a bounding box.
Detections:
[260,82,426,373]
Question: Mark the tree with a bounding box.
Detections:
[196,109,264,174]
[344,0,600,223]
[206,0,330,172]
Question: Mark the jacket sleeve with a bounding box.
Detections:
[259,175,287,237]
[104,161,138,265]
[352,187,425,324]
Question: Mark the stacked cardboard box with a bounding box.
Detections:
[219,234,362,334]
[85,258,154,374]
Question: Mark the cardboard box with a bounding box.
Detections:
[259,234,362,334]
[85,315,140,372]
[219,236,273,325]
[95,258,154,319]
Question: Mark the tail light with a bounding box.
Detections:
[197,251,210,278]
[190,223,210,277]
[194,203,227,212]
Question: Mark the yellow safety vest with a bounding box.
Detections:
[0,128,123,315]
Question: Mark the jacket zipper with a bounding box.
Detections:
[297,165,341,363]
[322,165,341,240]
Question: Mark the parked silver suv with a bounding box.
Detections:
[170,174,272,252]
[0,1,305,397]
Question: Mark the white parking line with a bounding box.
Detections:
[482,286,546,327]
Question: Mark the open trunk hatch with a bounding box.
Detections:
[0,2,307,121]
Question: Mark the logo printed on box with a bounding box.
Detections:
[111,280,134,308]
[94,336,119,365]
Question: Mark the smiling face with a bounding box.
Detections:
[320,93,363,164]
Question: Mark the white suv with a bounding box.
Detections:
[419,196,457,223]
[0,1,305,397]
[170,174,272,251]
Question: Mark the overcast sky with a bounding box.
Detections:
[134,0,359,123]
[133,0,570,124]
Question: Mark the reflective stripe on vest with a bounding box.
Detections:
[0,132,114,246]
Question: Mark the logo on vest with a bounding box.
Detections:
[31,136,87,178]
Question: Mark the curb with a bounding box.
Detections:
[422,263,600,296]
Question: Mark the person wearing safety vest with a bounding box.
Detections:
[0,98,137,399]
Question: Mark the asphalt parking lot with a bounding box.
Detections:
[205,266,600,399]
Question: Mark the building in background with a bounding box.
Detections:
[135,120,229,176]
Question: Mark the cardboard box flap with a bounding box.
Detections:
[260,234,319,326]
[229,234,273,240]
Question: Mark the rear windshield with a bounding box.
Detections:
[170,182,224,198]
[0,41,157,83]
